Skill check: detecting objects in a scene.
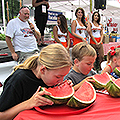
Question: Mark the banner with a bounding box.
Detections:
[47,10,63,25]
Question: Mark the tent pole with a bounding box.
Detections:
[2,0,6,34]
[6,1,9,22]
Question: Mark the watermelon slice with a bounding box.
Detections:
[67,81,96,108]
[41,80,74,104]
[105,78,120,97]
[113,67,120,77]
[89,72,112,89]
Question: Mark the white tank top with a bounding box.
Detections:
[91,22,102,38]
[57,25,67,42]
[75,20,86,38]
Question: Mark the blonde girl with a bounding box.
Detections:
[0,43,72,120]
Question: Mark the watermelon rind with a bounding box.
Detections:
[67,81,96,108]
[114,67,120,77]
[90,72,111,90]
[41,87,74,105]
[105,80,120,97]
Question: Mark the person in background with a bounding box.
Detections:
[71,7,90,46]
[101,46,120,74]
[32,0,49,46]
[53,14,71,51]
[5,6,41,64]
[89,11,104,71]
[64,42,97,86]
[0,43,72,120]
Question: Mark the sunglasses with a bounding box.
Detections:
[20,6,29,11]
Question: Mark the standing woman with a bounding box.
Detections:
[32,0,49,46]
[71,7,90,46]
[53,14,71,51]
[89,11,104,70]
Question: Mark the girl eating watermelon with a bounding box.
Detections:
[101,46,120,74]
[0,43,72,120]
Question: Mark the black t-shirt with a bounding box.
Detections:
[0,69,48,112]
[35,0,49,17]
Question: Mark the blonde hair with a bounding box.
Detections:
[72,42,96,62]
[107,48,120,64]
[14,43,72,71]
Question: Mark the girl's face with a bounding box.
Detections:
[41,66,71,86]
[75,56,96,75]
[57,17,61,26]
[116,55,120,67]
[94,13,99,22]
[76,9,83,18]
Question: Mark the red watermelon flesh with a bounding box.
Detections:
[67,81,96,108]
[74,81,96,103]
[41,80,74,104]
[93,72,111,85]
[90,72,112,89]
[114,78,120,88]
[43,81,74,98]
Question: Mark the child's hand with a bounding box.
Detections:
[67,80,73,87]
[26,86,54,109]
[86,77,95,82]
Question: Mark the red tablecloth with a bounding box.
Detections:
[103,42,120,55]
[14,93,120,120]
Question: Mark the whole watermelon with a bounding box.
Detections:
[105,78,120,97]
[89,72,112,89]
[67,81,96,108]
[113,67,120,77]
[41,80,74,104]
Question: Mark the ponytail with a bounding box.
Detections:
[14,54,39,71]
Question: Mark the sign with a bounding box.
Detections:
[47,10,63,25]
[107,17,118,32]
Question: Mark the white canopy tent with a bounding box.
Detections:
[23,0,120,19]
[23,0,120,33]
[2,0,120,33]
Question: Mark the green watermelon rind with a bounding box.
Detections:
[90,72,111,90]
[114,67,120,77]
[105,80,120,97]
[41,87,74,104]
[67,82,96,108]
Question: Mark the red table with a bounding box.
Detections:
[103,42,120,55]
[14,93,120,120]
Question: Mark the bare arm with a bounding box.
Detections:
[74,76,95,91]
[0,86,53,120]
[101,65,111,74]
[53,26,62,44]
[74,79,87,91]
[71,20,86,42]
[5,36,19,61]
[28,21,41,41]
[66,30,71,51]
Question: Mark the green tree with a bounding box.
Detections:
[0,0,20,25]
